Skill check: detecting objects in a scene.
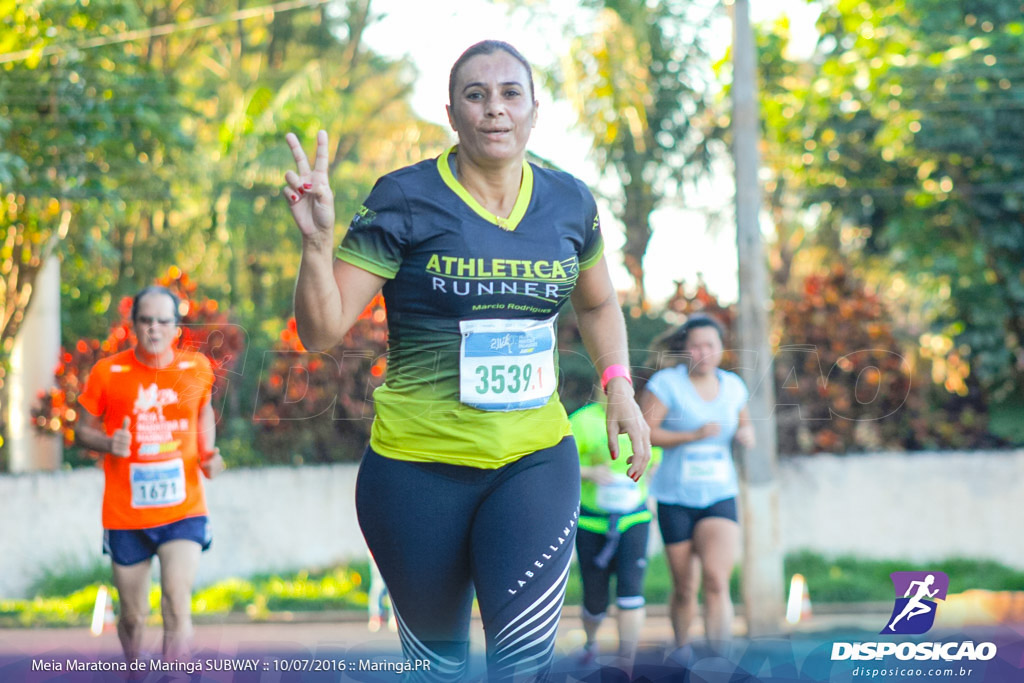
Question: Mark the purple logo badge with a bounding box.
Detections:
[882,571,949,635]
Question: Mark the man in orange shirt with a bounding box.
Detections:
[76,286,225,663]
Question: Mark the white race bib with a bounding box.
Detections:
[459,316,556,411]
[130,458,186,508]
[596,475,643,513]
[681,444,730,483]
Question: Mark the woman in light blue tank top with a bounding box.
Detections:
[640,315,753,655]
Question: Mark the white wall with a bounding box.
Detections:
[777,450,1024,566]
[0,464,365,599]
[2,450,1022,598]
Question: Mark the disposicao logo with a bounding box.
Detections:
[831,570,997,663]
[883,571,948,635]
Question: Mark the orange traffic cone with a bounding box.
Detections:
[786,573,812,624]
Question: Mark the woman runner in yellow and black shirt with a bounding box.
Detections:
[283,40,651,682]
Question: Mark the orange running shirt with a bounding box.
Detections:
[78,348,215,530]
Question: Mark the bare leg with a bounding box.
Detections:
[156,539,201,661]
[616,605,645,660]
[111,559,153,664]
[664,541,700,648]
[581,608,603,651]
[692,518,739,654]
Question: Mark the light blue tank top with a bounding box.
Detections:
[646,365,749,507]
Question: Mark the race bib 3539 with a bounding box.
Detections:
[459,316,557,412]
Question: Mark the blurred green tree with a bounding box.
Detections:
[0,0,191,466]
[2,0,451,467]
[752,0,1024,443]
[528,0,724,305]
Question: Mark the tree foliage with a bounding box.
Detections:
[251,295,387,465]
[2,0,450,467]
[0,0,187,466]
[546,0,723,302]
[754,0,1024,438]
[0,0,195,465]
[772,265,998,453]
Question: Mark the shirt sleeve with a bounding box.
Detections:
[336,175,411,279]
[77,360,108,418]
[644,369,674,412]
[728,371,750,407]
[575,178,605,271]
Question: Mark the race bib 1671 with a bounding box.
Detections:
[129,458,186,508]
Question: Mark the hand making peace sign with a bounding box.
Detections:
[283,129,335,244]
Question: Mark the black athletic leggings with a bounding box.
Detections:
[356,437,581,682]
[574,520,650,618]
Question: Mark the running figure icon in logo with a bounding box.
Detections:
[883,571,949,635]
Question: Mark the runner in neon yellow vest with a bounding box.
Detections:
[570,398,661,672]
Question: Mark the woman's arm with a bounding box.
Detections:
[734,405,755,448]
[285,130,386,350]
[570,257,651,480]
[295,258,386,351]
[639,390,721,447]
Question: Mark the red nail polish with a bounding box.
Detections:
[303,183,312,189]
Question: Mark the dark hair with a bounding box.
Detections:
[131,286,182,324]
[448,40,535,106]
[651,313,724,358]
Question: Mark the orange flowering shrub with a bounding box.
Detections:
[251,293,388,464]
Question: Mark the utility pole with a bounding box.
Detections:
[731,0,784,636]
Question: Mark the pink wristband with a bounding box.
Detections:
[601,364,633,392]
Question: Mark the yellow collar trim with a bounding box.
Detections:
[436,145,533,232]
